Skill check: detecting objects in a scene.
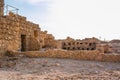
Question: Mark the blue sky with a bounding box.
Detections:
[4,0,120,40]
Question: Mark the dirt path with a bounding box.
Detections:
[0,58,120,80]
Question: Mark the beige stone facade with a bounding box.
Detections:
[57,37,113,53]
[0,12,41,51]
[61,37,100,50]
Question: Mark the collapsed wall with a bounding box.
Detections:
[40,31,58,49]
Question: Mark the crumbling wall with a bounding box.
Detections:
[23,50,120,62]
[61,37,100,50]
[28,37,40,51]
[40,31,57,49]
[44,34,57,48]
[0,12,41,52]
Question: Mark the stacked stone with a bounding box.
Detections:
[0,13,20,51]
[0,12,42,52]
[44,34,57,48]
[61,37,99,51]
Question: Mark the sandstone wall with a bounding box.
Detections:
[40,31,57,49]
[0,12,41,52]
[44,34,57,48]
[22,50,120,62]
[61,37,101,51]
[0,15,20,51]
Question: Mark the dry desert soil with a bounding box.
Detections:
[0,57,120,80]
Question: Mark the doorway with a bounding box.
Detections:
[21,35,26,51]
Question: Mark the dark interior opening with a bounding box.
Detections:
[21,35,26,51]
[73,47,75,50]
[78,47,80,50]
[91,48,95,50]
[63,47,66,49]
[68,43,71,45]
[82,48,84,50]
[68,47,70,50]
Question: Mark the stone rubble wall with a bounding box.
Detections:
[40,31,58,49]
[22,50,120,62]
[44,34,57,48]
[0,15,20,51]
[61,37,100,51]
[0,12,41,52]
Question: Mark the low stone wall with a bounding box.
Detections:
[101,54,120,62]
[22,50,120,62]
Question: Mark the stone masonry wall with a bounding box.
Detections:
[23,50,120,62]
[61,37,100,50]
[40,31,58,49]
[0,12,41,52]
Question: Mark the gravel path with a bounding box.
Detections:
[0,58,120,80]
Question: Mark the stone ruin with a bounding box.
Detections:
[0,0,119,56]
[0,11,57,52]
[61,37,99,50]
[0,0,57,53]
[57,37,113,53]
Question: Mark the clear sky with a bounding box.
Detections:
[4,0,120,40]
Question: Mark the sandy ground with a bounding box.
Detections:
[0,57,120,80]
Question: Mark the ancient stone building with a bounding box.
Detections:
[57,37,112,53]
[0,11,41,51]
[0,12,57,52]
[0,0,57,52]
[60,37,100,50]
